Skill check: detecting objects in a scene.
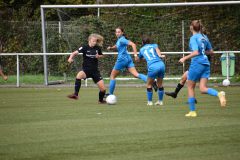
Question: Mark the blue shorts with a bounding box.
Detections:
[148,61,165,79]
[113,58,135,71]
[188,63,210,82]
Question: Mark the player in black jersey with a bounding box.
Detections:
[67,34,106,104]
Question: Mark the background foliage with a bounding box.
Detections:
[0,0,239,77]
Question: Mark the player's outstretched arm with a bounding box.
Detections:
[96,54,104,59]
[205,49,214,55]
[155,47,165,59]
[107,45,117,50]
[68,50,78,63]
[179,50,198,63]
[128,41,139,61]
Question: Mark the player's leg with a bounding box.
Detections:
[0,66,8,81]
[68,71,86,99]
[146,77,154,106]
[199,78,226,107]
[185,66,198,117]
[155,78,164,105]
[165,71,188,98]
[128,67,147,83]
[128,66,158,92]
[96,80,106,104]
[109,69,120,95]
[92,71,106,104]
[185,80,197,117]
[154,62,165,105]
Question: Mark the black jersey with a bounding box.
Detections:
[78,45,103,71]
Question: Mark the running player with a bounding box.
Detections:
[107,27,157,95]
[67,34,106,104]
[165,54,212,101]
[138,35,165,106]
[179,20,226,117]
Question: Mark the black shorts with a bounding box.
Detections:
[83,69,103,83]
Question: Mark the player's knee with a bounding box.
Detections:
[199,86,207,93]
[100,88,106,92]
[146,84,152,88]
[76,75,82,79]
[157,82,163,88]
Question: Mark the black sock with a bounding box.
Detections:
[147,88,153,92]
[158,87,164,91]
[99,90,106,102]
[175,83,184,94]
[74,79,81,96]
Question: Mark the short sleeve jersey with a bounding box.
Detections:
[78,45,102,71]
[116,36,131,61]
[139,44,162,68]
[189,33,212,65]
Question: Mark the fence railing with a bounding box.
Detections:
[0,51,239,87]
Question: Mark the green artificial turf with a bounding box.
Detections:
[0,87,239,160]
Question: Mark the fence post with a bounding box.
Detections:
[16,54,20,87]
[182,20,185,73]
[226,52,230,80]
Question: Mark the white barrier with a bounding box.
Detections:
[0,51,239,87]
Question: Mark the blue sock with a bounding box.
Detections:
[109,79,116,95]
[207,88,218,97]
[188,97,196,111]
[146,88,153,101]
[138,74,147,83]
[158,87,164,101]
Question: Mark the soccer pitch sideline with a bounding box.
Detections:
[0,87,239,160]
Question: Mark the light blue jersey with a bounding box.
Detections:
[116,36,131,61]
[139,44,165,79]
[189,33,212,65]
[139,44,163,68]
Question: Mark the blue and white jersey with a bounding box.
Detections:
[139,44,162,68]
[116,36,131,61]
[189,33,212,65]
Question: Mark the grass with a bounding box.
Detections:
[0,87,240,160]
[0,74,237,86]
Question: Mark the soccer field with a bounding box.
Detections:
[0,87,239,160]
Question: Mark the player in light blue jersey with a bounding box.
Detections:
[179,20,226,117]
[138,35,165,106]
[107,27,157,95]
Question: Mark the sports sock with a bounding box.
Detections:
[147,88,153,101]
[158,87,164,101]
[99,90,106,102]
[138,73,147,83]
[207,88,218,97]
[109,79,116,95]
[74,79,81,96]
[175,83,184,94]
[188,97,196,111]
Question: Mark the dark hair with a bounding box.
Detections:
[191,20,204,33]
[116,26,128,39]
[142,35,151,45]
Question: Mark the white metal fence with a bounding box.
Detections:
[0,51,239,87]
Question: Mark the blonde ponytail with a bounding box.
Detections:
[88,34,104,47]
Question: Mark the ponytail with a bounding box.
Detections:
[191,20,204,33]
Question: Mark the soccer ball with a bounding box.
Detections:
[222,79,230,86]
[106,95,117,105]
